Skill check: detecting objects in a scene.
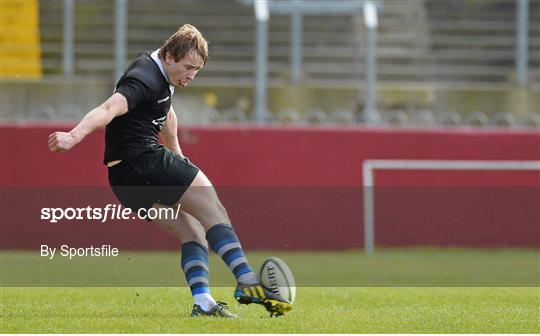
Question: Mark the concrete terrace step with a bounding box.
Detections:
[36,0,540,85]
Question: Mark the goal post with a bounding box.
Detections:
[362,159,540,255]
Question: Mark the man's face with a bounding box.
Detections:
[164,51,204,88]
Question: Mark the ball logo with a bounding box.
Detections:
[259,256,296,304]
[264,264,280,295]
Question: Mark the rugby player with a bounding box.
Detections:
[48,24,291,318]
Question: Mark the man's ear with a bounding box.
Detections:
[165,52,173,65]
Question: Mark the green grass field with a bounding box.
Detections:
[1,249,539,333]
[2,287,538,333]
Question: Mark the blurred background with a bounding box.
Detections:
[0,1,538,258]
[1,0,539,127]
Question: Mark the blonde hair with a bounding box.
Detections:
[159,24,209,64]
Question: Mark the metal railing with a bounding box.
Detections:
[4,0,536,124]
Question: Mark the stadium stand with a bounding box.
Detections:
[382,109,409,126]
[519,111,540,127]
[0,1,42,78]
[304,107,329,124]
[465,111,490,127]
[220,107,249,122]
[38,0,540,85]
[332,109,357,124]
[491,111,516,128]
[3,0,536,126]
[275,107,303,124]
[437,111,462,127]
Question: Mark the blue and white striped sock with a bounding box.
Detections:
[206,223,258,285]
[181,241,214,298]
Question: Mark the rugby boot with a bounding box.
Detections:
[234,283,293,317]
[191,301,239,318]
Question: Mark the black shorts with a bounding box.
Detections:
[107,145,200,213]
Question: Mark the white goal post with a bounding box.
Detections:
[362,159,540,255]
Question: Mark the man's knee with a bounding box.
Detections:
[213,199,228,219]
[180,188,228,222]
[151,205,206,241]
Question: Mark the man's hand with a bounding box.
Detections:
[47,93,129,153]
[48,132,78,152]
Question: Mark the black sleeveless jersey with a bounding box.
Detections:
[103,53,172,164]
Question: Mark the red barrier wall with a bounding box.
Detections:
[1,124,538,250]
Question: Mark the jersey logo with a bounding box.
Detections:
[152,115,167,128]
[157,96,170,103]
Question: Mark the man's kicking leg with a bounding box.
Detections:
[177,171,293,315]
[152,206,237,318]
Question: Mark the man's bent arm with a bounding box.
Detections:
[49,93,128,152]
[160,107,183,156]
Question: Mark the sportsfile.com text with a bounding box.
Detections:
[40,204,181,223]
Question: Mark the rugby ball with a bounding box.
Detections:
[259,256,296,303]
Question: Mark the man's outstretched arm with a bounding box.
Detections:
[160,106,184,157]
[48,93,128,152]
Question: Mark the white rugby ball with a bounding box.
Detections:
[259,256,296,304]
